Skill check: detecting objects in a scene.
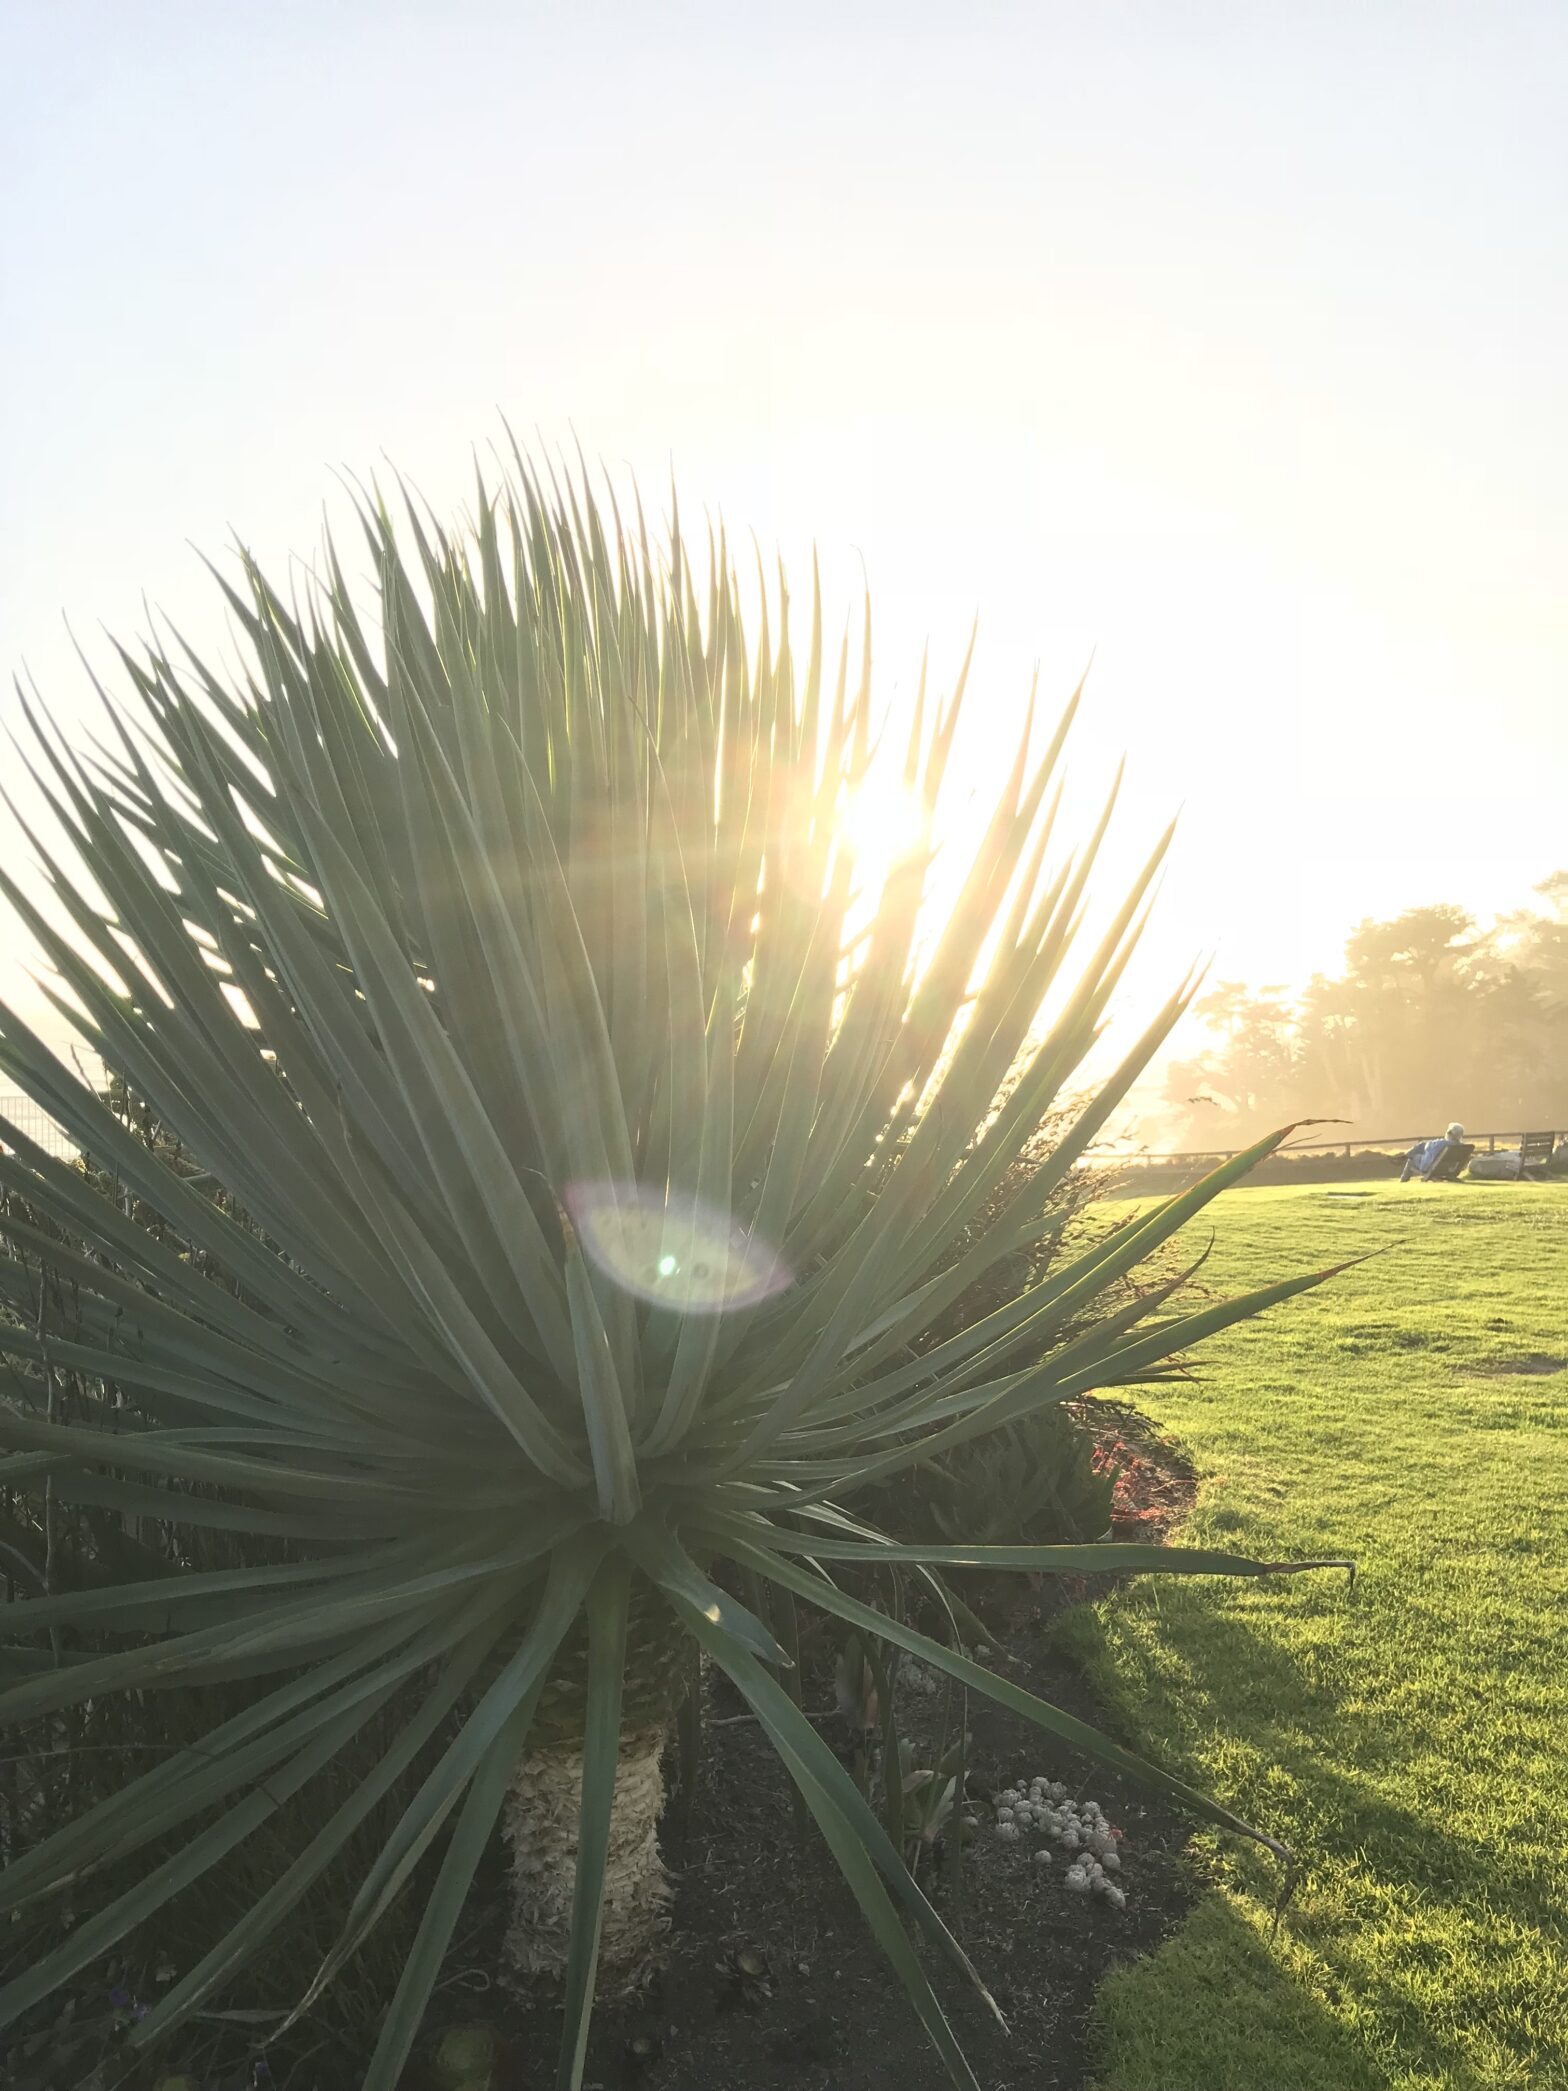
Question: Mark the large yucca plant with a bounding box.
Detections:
[0,453,1345,2089]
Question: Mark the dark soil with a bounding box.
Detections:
[473,1617,1200,2091]
[441,1414,1208,2091]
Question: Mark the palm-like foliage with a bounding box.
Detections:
[0,455,1344,2089]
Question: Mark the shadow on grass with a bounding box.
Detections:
[1054,1594,1488,1895]
[1092,1883,1507,2091]
[1056,1598,1554,2091]
[1091,1888,1396,2091]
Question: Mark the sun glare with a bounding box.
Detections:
[839,774,930,894]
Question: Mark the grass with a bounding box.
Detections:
[1064,1178,1568,2091]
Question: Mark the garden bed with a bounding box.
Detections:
[408,1413,1208,2091]
[462,1606,1200,2091]
[3,1416,1209,2091]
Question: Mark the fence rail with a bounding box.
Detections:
[4,1089,1562,1180]
[0,1093,85,1162]
[1095,1128,1567,1170]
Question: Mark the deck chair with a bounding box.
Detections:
[1517,1131,1557,1179]
[1423,1141,1475,1182]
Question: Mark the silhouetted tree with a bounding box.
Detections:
[1163,876,1568,1145]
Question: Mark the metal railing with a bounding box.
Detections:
[0,1093,83,1162]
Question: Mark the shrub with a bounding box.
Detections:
[0,456,1347,2091]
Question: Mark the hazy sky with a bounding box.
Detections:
[3,1,1565,1080]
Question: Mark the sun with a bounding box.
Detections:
[838,772,931,894]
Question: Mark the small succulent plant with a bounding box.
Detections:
[902,1768,961,1850]
[894,1732,969,1868]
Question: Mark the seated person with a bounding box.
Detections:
[1401,1123,1466,1181]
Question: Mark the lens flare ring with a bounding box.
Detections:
[563,1180,791,1312]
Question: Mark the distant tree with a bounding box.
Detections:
[1161,877,1568,1147]
[1162,982,1300,1145]
[1496,872,1568,1008]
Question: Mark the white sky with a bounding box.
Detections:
[3,1,1565,1108]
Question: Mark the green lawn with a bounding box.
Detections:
[1070,1179,1568,2091]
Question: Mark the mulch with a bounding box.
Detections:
[1082,1396,1200,1543]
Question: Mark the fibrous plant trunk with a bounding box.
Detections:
[501,1725,672,1991]
[499,1586,689,1991]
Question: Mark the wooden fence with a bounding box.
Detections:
[1093,1127,1566,1174]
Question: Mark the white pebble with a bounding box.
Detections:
[1102,1850,1122,1871]
[1105,1883,1127,1910]
[996,1821,1020,1843]
[1064,1868,1091,1894]
[1033,1849,1052,1865]
[1061,1828,1080,1851]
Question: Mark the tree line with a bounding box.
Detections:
[1163,872,1568,1149]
